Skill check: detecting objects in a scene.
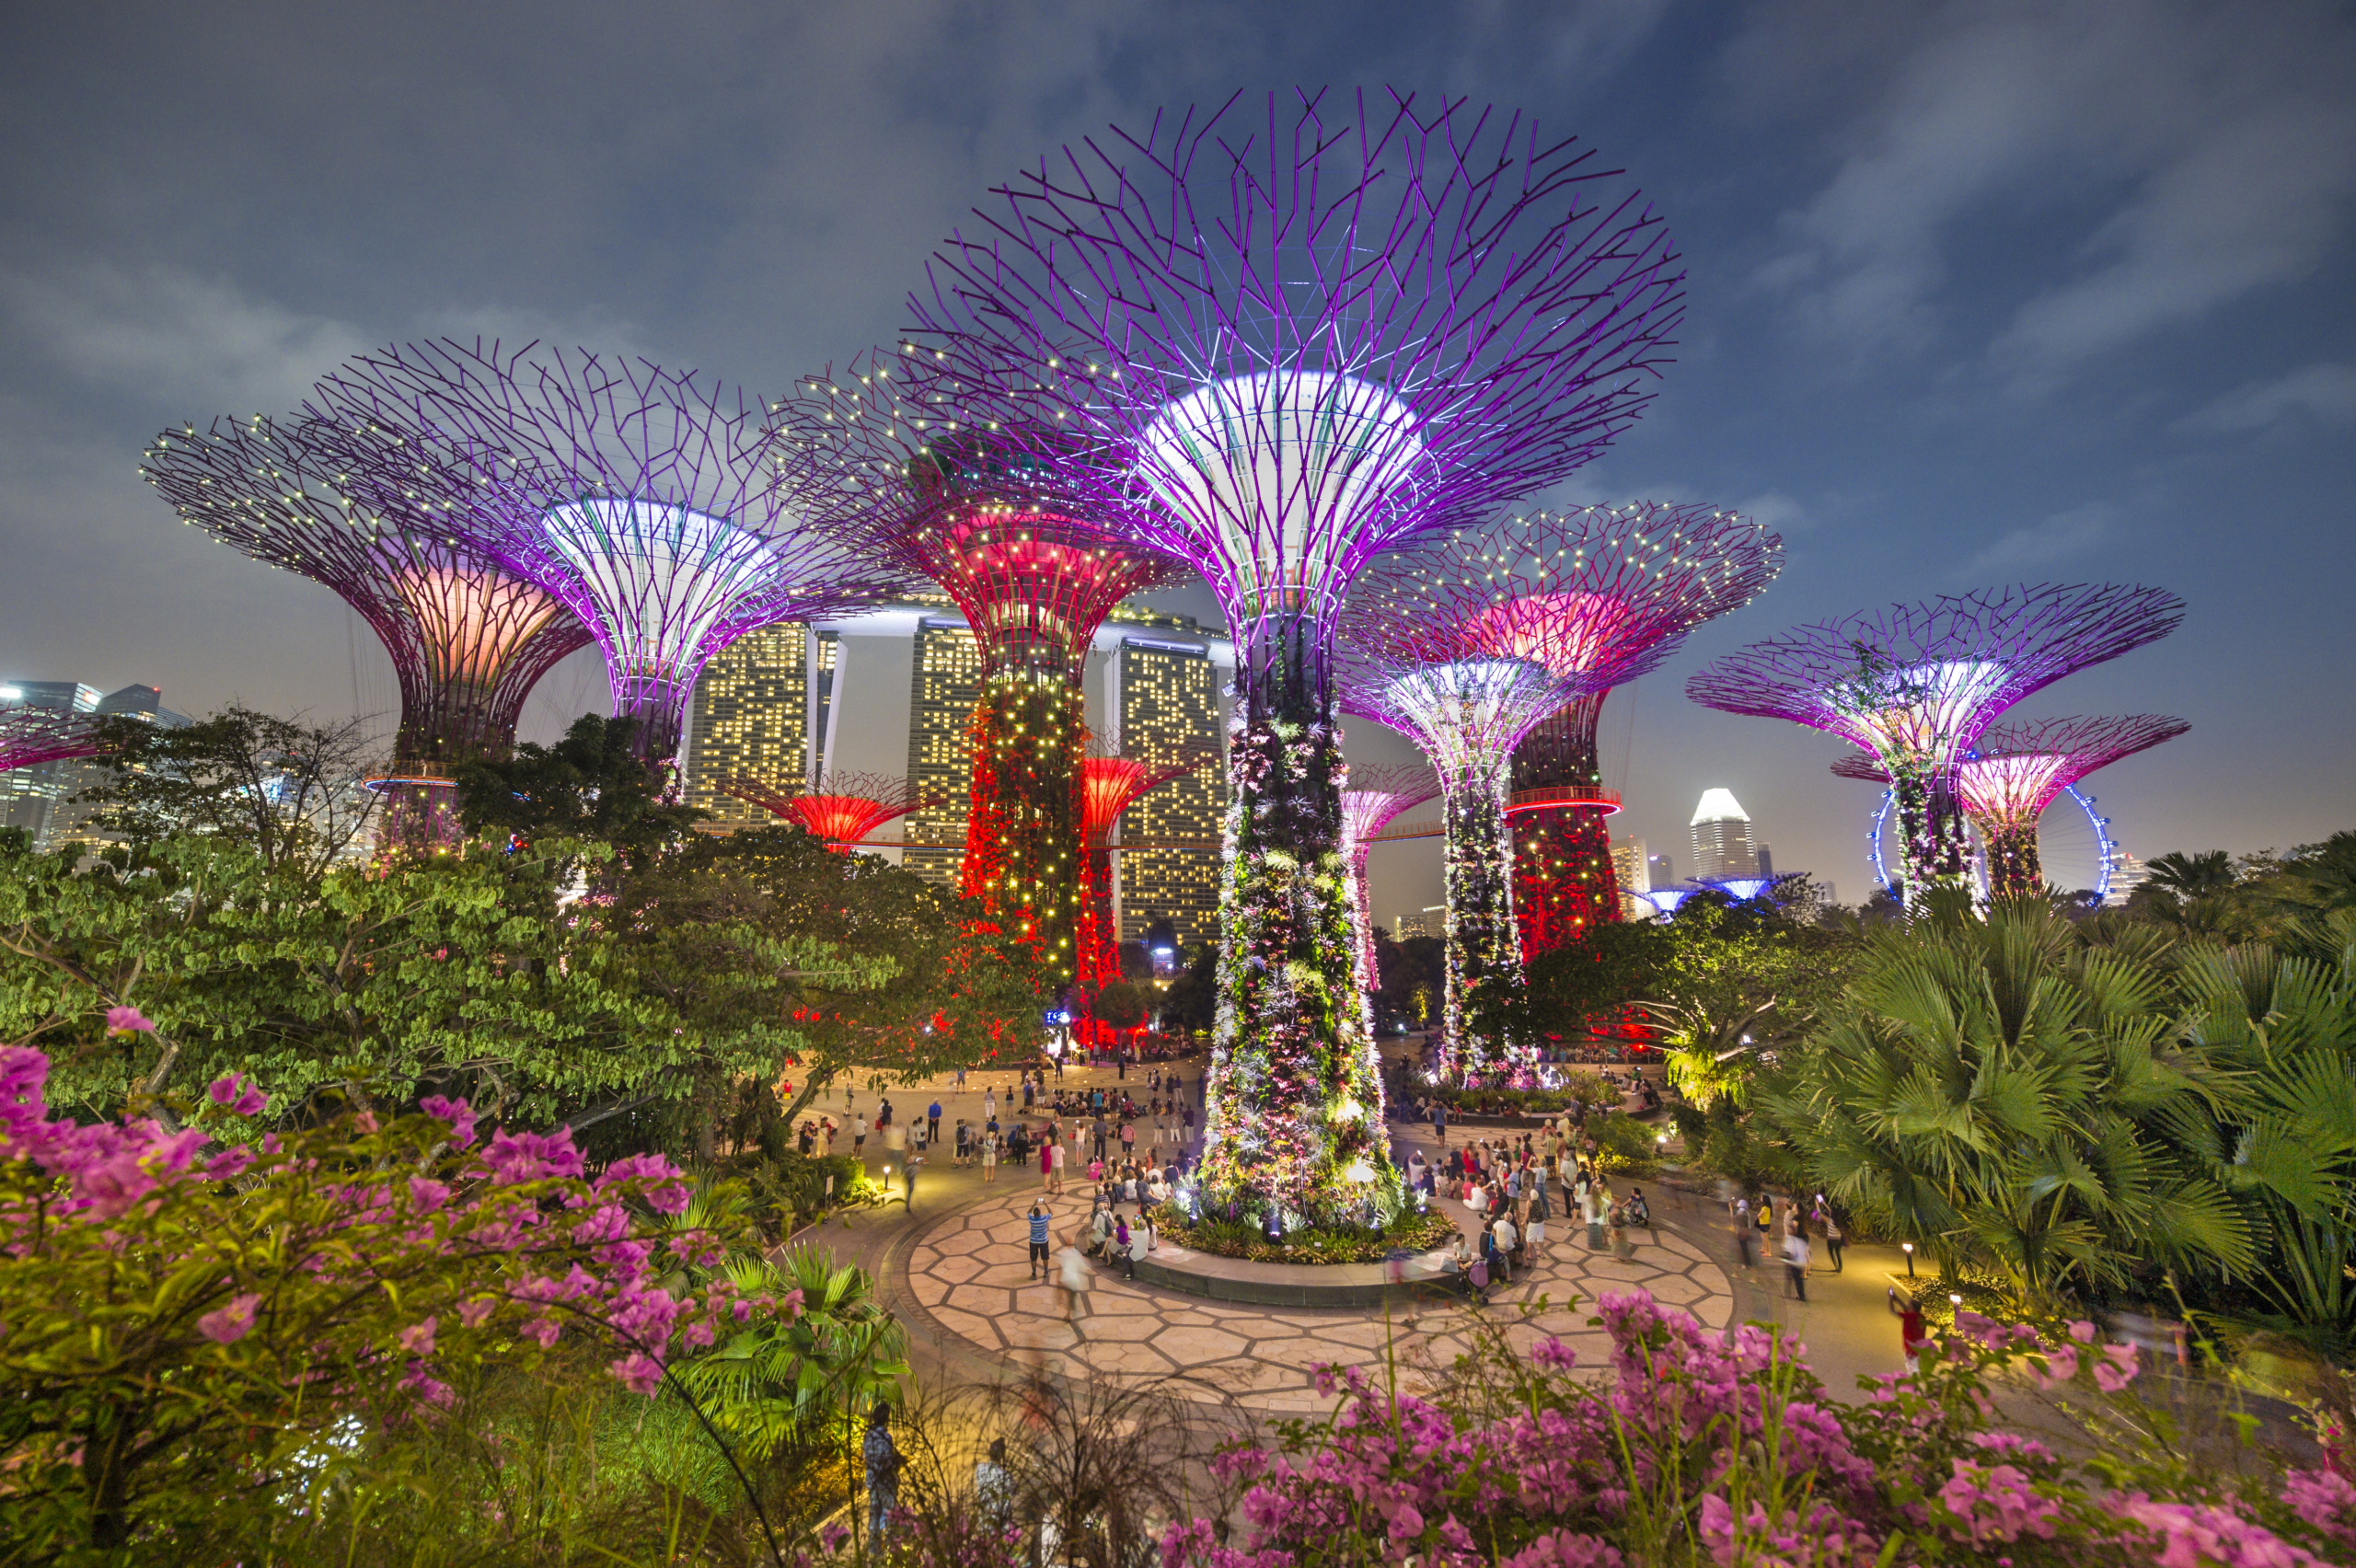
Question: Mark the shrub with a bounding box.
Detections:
[1151,1205,1460,1264]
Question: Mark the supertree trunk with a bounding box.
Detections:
[1890,762,1969,903]
[1980,821,2042,899]
[1203,615,1392,1228]
[1510,694,1619,955]
[961,677,1086,984]
[1346,847,1381,994]
[1438,756,1522,1079]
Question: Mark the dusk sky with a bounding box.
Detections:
[4,2,2350,920]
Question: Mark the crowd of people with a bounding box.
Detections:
[791,1064,1204,1187]
[1726,1186,1846,1303]
[1403,1127,1657,1299]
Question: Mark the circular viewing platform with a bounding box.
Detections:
[1507,785,1623,815]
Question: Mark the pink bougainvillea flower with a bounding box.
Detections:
[609,1352,665,1396]
[456,1298,496,1330]
[398,1317,438,1355]
[419,1094,478,1148]
[104,1005,155,1034]
[198,1292,263,1344]
[206,1072,267,1116]
[2096,1343,2140,1393]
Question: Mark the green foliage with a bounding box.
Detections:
[1092,979,1147,1031]
[1149,1205,1459,1263]
[1591,1111,1664,1174]
[1767,898,2252,1309]
[455,713,703,874]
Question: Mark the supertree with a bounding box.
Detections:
[141,414,591,847]
[1075,752,1195,990]
[1338,764,1439,994]
[1832,713,2187,898]
[1498,503,1784,957]
[0,705,107,774]
[895,90,1683,1221]
[717,771,932,852]
[312,341,913,779]
[781,361,1188,985]
[1340,509,1742,1075]
[1688,584,2185,903]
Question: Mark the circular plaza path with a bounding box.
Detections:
[894,1170,1734,1413]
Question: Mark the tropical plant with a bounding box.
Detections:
[1768,897,2250,1309]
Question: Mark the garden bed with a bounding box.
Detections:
[1149,1205,1460,1264]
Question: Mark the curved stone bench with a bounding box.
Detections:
[1122,1238,1469,1308]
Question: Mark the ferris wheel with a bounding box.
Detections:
[1865,786,2118,903]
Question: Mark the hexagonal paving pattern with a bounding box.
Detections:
[899,1182,1734,1411]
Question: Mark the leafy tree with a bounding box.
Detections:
[2147,849,2238,901]
[455,712,702,874]
[77,706,382,883]
[1157,942,1218,1037]
[1766,898,2249,1309]
[1092,980,1147,1032]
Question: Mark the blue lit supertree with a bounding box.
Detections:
[314,343,915,779]
[887,90,1686,1221]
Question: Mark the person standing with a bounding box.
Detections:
[1050,1136,1068,1193]
[864,1403,902,1541]
[982,1131,999,1183]
[1038,1136,1055,1189]
[1430,1099,1449,1146]
[1494,1211,1519,1274]
[1821,1210,1844,1272]
[928,1099,943,1147]
[985,1087,999,1124]
[1026,1200,1052,1280]
[902,1152,923,1210]
[1057,1241,1093,1334]
[1732,1194,1754,1267]
[1784,1227,1810,1302]
[854,1113,870,1161]
[1889,1287,1927,1370]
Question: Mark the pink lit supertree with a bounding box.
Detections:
[141,414,592,847]
[1075,753,1193,992]
[780,368,1187,985]
[1832,713,2186,898]
[716,771,931,852]
[312,343,914,779]
[893,90,1684,1220]
[1496,503,1784,958]
[1340,510,1751,1075]
[1339,765,1439,995]
[1689,585,2185,904]
[0,704,106,775]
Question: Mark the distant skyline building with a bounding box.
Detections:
[1690,788,1759,882]
[901,617,988,887]
[1647,848,1675,887]
[1106,630,1223,951]
[681,626,840,827]
[0,682,102,847]
[46,684,192,849]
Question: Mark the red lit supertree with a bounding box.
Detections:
[1340,507,1773,1075]
[1497,503,1784,958]
[1689,584,2184,904]
[141,414,591,848]
[895,90,1683,1219]
[717,771,931,852]
[312,342,915,781]
[1832,713,2186,898]
[1073,752,1194,989]
[781,371,1188,986]
[0,705,107,775]
[1339,764,1439,994]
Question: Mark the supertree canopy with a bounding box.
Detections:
[312,341,912,777]
[1497,503,1784,957]
[1340,509,1744,1076]
[1074,753,1195,989]
[718,771,931,852]
[1833,713,2186,898]
[1689,583,2185,903]
[782,353,1188,986]
[141,413,591,847]
[895,90,1683,1221]
[0,704,107,775]
[1338,764,1439,995]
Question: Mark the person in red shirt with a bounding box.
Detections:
[1888,1287,1928,1371]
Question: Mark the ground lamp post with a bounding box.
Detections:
[1686,583,2184,905]
[1339,510,1748,1077]
[1077,754,1191,990]
[1832,713,2186,899]
[141,414,591,848]
[717,770,933,853]
[317,343,912,783]
[902,90,1683,1224]
[1339,764,1440,995]
[1501,503,1784,957]
[784,368,1185,984]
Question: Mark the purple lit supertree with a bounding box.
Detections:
[141,414,592,847]
[1688,584,2185,903]
[1832,713,2187,899]
[780,355,1187,985]
[1498,504,1784,959]
[1338,765,1438,996]
[312,342,913,778]
[1340,509,1757,1076]
[892,90,1683,1221]
[0,704,106,775]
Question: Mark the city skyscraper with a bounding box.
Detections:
[1105,628,1222,949]
[44,685,192,850]
[680,626,840,826]
[1691,788,1759,882]
[902,617,987,887]
[0,682,102,847]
